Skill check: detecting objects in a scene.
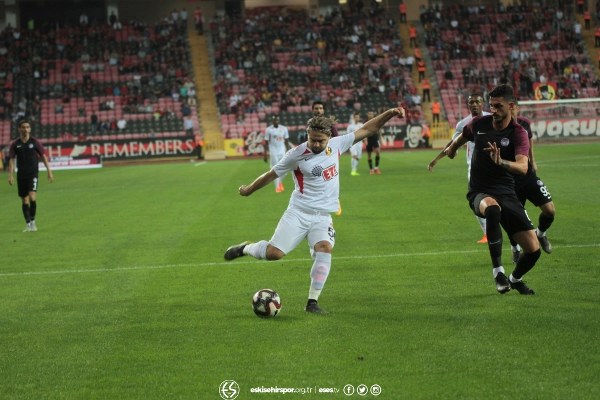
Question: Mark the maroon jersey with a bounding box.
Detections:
[463,115,529,196]
[9,136,46,177]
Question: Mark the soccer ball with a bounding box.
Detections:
[252,289,281,317]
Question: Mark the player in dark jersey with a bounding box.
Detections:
[7,118,54,232]
[509,105,556,262]
[311,101,339,137]
[444,84,541,295]
[365,111,382,174]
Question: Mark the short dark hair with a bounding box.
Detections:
[489,84,515,102]
[17,117,31,127]
[311,101,324,109]
[306,115,334,135]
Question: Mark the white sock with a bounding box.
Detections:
[511,244,521,252]
[477,216,487,233]
[243,240,268,259]
[509,274,521,283]
[308,252,332,301]
[492,266,505,278]
[536,228,545,237]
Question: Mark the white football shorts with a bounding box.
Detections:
[269,207,336,255]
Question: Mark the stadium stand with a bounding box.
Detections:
[420,2,599,127]
[209,3,414,141]
[0,14,200,146]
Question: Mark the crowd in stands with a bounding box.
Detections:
[420,2,600,125]
[0,9,200,145]
[209,2,419,137]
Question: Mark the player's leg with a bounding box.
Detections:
[305,215,335,313]
[476,216,488,243]
[367,146,374,173]
[224,208,307,261]
[374,147,381,173]
[270,156,281,191]
[525,175,554,253]
[502,199,539,295]
[28,190,38,231]
[536,201,555,253]
[472,193,509,293]
[509,230,540,295]
[18,177,33,231]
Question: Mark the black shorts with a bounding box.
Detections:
[17,175,39,198]
[515,173,552,207]
[366,141,379,152]
[467,191,534,237]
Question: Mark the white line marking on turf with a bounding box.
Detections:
[193,161,207,167]
[0,243,598,278]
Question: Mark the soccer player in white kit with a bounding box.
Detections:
[224,107,406,314]
[263,116,290,192]
[428,94,490,243]
[346,112,364,176]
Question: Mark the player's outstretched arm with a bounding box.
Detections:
[353,108,405,144]
[239,169,278,196]
[444,134,468,159]
[428,139,453,171]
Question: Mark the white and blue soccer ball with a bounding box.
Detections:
[252,289,281,318]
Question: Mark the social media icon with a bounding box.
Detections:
[371,384,382,396]
[357,384,368,396]
[343,384,355,396]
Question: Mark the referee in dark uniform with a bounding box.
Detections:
[7,118,54,232]
[445,84,541,295]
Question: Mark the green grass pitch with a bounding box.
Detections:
[1,143,599,399]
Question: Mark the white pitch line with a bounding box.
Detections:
[1,243,598,278]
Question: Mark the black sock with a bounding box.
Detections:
[22,203,31,223]
[30,201,37,220]
[375,155,380,167]
[512,249,541,280]
[484,205,503,268]
[368,159,373,169]
[509,237,517,247]
[538,213,554,233]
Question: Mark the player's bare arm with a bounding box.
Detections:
[239,169,278,196]
[7,158,15,185]
[353,108,405,143]
[42,155,54,182]
[444,134,468,159]
[529,138,538,171]
[428,139,454,171]
[484,142,529,175]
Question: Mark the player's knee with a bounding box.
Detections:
[314,241,332,254]
[266,246,285,260]
[523,248,541,264]
[484,204,501,223]
[542,202,556,217]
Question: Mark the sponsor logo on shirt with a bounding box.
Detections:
[321,164,338,181]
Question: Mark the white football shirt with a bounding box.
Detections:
[264,125,289,155]
[346,122,364,155]
[273,133,355,213]
[453,111,491,178]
